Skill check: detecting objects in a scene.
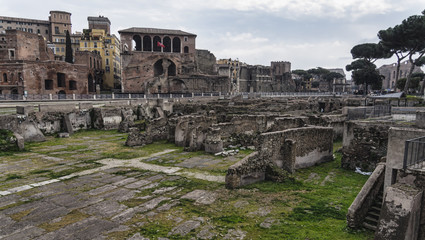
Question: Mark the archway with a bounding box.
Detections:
[143,36,151,51]
[58,90,66,99]
[168,61,176,76]
[163,37,171,52]
[11,88,18,94]
[184,46,189,53]
[170,79,188,93]
[153,36,161,52]
[154,60,164,77]
[132,35,142,51]
[172,37,181,53]
[88,74,95,92]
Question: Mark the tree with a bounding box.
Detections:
[346,43,389,94]
[65,30,73,63]
[378,26,408,90]
[396,76,421,91]
[324,72,344,92]
[350,43,391,63]
[414,57,425,94]
[346,59,383,93]
[399,12,425,93]
[307,67,330,91]
[292,70,312,91]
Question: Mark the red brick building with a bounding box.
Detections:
[0,29,101,95]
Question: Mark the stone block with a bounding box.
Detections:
[16,106,34,115]
[416,111,425,129]
[13,132,24,150]
[79,102,93,110]
[226,152,266,189]
[375,183,423,240]
[39,104,76,113]
[62,113,74,135]
[58,132,70,138]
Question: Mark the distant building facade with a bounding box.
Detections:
[0,29,99,95]
[119,27,229,93]
[217,60,292,93]
[80,16,121,91]
[0,10,81,61]
[378,60,423,90]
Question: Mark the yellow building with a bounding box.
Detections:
[80,28,121,91]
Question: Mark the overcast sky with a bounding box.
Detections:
[1,0,425,76]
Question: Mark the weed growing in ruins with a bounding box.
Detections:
[5,173,23,181]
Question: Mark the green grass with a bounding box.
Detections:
[5,174,23,181]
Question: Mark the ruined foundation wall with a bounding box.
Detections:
[341,121,390,172]
[259,126,334,172]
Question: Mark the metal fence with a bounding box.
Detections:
[371,104,392,118]
[403,136,425,170]
[0,92,339,102]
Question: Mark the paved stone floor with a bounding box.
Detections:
[0,132,251,239]
[0,131,372,239]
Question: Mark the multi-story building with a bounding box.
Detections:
[378,60,423,91]
[0,10,81,61]
[119,27,229,93]
[217,60,293,93]
[216,58,242,92]
[0,16,50,39]
[0,29,100,95]
[80,16,121,91]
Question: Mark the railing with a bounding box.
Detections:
[0,91,341,102]
[403,136,425,169]
[371,104,392,118]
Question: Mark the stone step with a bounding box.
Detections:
[363,222,377,231]
[368,211,380,218]
[365,216,379,224]
[371,206,381,212]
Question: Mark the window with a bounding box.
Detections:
[8,49,15,59]
[57,73,66,87]
[106,50,109,56]
[69,80,77,90]
[60,39,64,43]
[184,37,188,42]
[3,73,7,82]
[45,79,53,90]
[94,42,97,48]
[45,30,48,34]
[56,47,60,52]
[106,58,109,66]
[37,29,40,34]
[84,42,87,48]
[61,47,64,52]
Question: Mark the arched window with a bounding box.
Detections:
[184,46,189,53]
[2,73,7,82]
[172,37,181,53]
[88,74,95,92]
[163,37,171,52]
[168,61,176,76]
[143,36,151,51]
[153,36,162,52]
[132,35,142,51]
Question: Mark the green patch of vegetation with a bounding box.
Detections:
[5,173,23,181]
[288,200,346,221]
[214,215,246,224]
[112,168,150,176]
[29,169,52,175]
[102,140,180,159]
